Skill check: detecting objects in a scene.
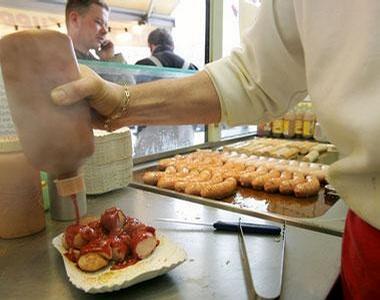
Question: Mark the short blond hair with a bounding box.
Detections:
[65,0,109,26]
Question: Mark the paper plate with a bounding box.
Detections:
[52,232,187,293]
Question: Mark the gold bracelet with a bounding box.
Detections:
[104,83,131,131]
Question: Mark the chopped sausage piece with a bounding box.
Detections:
[131,231,158,259]
[77,253,109,272]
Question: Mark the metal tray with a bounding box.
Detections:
[131,164,340,236]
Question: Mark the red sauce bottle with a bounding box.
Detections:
[0,30,94,217]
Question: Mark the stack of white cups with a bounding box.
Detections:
[84,127,133,194]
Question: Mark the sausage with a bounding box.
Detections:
[198,169,212,181]
[130,231,158,259]
[278,180,294,195]
[111,236,130,262]
[184,181,204,196]
[73,232,88,249]
[157,158,176,170]
[174,170,200,192]
[244,165,257,172]
[268,169,281,178]
[280,170,293,180]
[239,171,257,187]
[264,177,282,193]
[142,171,163,186]
[308,169,327,183]
[157,175,177,190]
[279,173,305,195]
[221,169,241,180]
[200,177,237,199]
[255,166,269,174]
[100,207,127,234]
[165,165,177,174]
[174,180,188,192]
[294,175,320,197]
[251,173,270,190]
[77,252,109,272]
[223,161,246,171]
[251,169,280,190]
[184,173,223,196]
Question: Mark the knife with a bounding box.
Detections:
[155,218,281,235]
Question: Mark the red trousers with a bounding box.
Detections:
[341,210,380,299]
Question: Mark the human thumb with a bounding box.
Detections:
[51,76,98,106]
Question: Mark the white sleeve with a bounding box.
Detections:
[205,0,307,126]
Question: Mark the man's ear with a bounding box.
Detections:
[149,43,156,53]
[68,11,81,28]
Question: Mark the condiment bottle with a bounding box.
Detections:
[283,110,295,138]
[263,121,272,137]
[303,104,316,139]
[257,120,266,137]
[0,30,94,220]
[257,120,272,137]
[272,117,284,138]
[0,136,45,238]
[295,107,304,138]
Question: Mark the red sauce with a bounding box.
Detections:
[80,238,113,259]
[64,207,159,271]
[64,248,79,262]
[100,207,126,233]
[111,257,140,270]
[79,225,98,241]
[70,194,80,225]
[64,224,81,248]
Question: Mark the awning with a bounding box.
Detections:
[0,0,179,27]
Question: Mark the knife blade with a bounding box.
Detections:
[155,218,281,235]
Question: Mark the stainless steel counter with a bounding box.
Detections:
[0,187,341,300]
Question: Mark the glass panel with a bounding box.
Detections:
[221,125,257,139]
[80,60,206,157]
[219,0,257,139]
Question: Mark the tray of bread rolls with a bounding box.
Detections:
[133,149,339,219]
[222,137,337,164]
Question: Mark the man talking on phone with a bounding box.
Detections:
[65,0,125,63]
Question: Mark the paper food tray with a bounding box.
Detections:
[52,232,187,294]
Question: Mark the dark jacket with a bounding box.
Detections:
[135,45,198,70]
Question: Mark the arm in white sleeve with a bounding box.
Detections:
[205,0,307,126]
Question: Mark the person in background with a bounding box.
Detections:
[134,28,197,155]
[52,1,380,298]
[135,28,197,70]
[65,0,125,62]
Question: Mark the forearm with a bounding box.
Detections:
[113,70,221,127]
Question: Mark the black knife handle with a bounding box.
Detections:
[213,221,281,235]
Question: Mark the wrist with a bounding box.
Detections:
[104,83,130,131]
